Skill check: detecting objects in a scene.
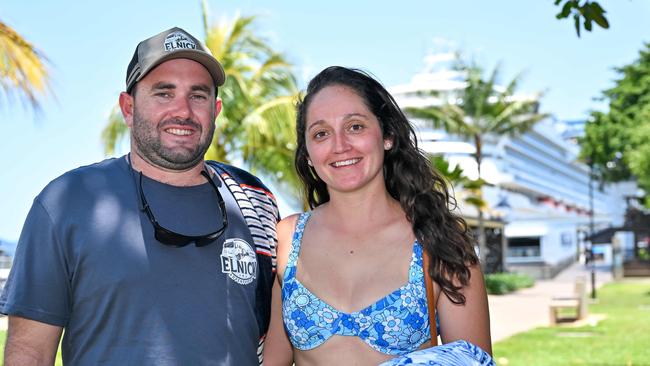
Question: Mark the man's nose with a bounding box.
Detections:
[170,97,192,120]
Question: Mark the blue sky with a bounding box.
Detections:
[1,0,649,242]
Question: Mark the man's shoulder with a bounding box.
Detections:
[68,156,124,175]
[39,157,126,200]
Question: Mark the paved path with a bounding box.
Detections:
[488,262,613,343]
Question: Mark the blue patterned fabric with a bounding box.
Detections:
[281,212,435,355]
[378,340,496,366]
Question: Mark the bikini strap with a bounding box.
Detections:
[285,212,311,270]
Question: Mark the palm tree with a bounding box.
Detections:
[407,62,548,265]
[102,3,300,195]
[0,20,50,112]
[428,154,486,211]
[200,4,300,193]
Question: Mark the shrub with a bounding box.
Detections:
[485,272,534,295]
[638,248,650,261]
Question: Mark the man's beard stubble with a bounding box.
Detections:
[131,108,215,171]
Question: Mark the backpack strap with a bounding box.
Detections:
[423,251,438,346]
[206,161,279,364]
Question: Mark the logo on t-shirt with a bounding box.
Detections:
[220,238,257,285]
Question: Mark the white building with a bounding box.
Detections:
[390,55,636,278]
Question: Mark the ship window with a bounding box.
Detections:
[508,236,541,257]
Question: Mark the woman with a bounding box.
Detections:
[264,66,492,365]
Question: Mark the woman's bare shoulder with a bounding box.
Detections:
[277,213,301,234]
[275,213,303,277]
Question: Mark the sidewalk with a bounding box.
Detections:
[488,261,613,343]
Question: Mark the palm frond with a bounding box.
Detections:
[0,20,51,112]
[100,106,128,155]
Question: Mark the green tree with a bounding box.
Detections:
[429,154,486,211]
[581,43,650,206]
[102,4,300,195]
[407,62,548,264]
[553,0,609,37]
[200,4,299,193]
[0,20,51,112]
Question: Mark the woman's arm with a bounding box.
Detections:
[262,215,299,366]
[263,280,293,366]
[436,264,492,355]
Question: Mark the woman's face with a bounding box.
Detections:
[304,85,391,195]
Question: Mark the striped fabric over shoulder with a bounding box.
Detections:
[221,179,279,265]
[207,161,279,268]
[206,161,279,366]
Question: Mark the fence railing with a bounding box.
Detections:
[0,256,12,270]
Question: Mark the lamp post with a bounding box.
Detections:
[588,158,597,299]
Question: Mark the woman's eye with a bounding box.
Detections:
[350,123,364,132]
[313,130,328,139]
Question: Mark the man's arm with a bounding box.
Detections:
[4,316,63,366]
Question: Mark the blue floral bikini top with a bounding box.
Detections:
[281,212,438,355]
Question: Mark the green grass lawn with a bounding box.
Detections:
[494,279,650,366]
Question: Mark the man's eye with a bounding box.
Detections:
[191,94,208,101]
[155,92,172,98]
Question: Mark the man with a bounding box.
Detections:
[1,27,278,365]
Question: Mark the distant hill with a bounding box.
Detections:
[0,239,17,257]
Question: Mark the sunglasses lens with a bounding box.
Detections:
[194,228,226,247]
[194,238,214,247]
[155,228,193,247]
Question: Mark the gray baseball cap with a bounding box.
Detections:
[125,27,226,93]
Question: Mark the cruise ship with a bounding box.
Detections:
[390,53,636,278]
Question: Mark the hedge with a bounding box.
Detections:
[485,272,534,295]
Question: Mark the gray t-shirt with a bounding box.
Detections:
[1,156,263,365]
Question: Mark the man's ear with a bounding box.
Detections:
[119,92,135,128]
[215,97,223,118]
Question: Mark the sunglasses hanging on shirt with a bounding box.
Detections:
[136,169,228,247]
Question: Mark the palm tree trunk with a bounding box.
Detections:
[475,134,488,268]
